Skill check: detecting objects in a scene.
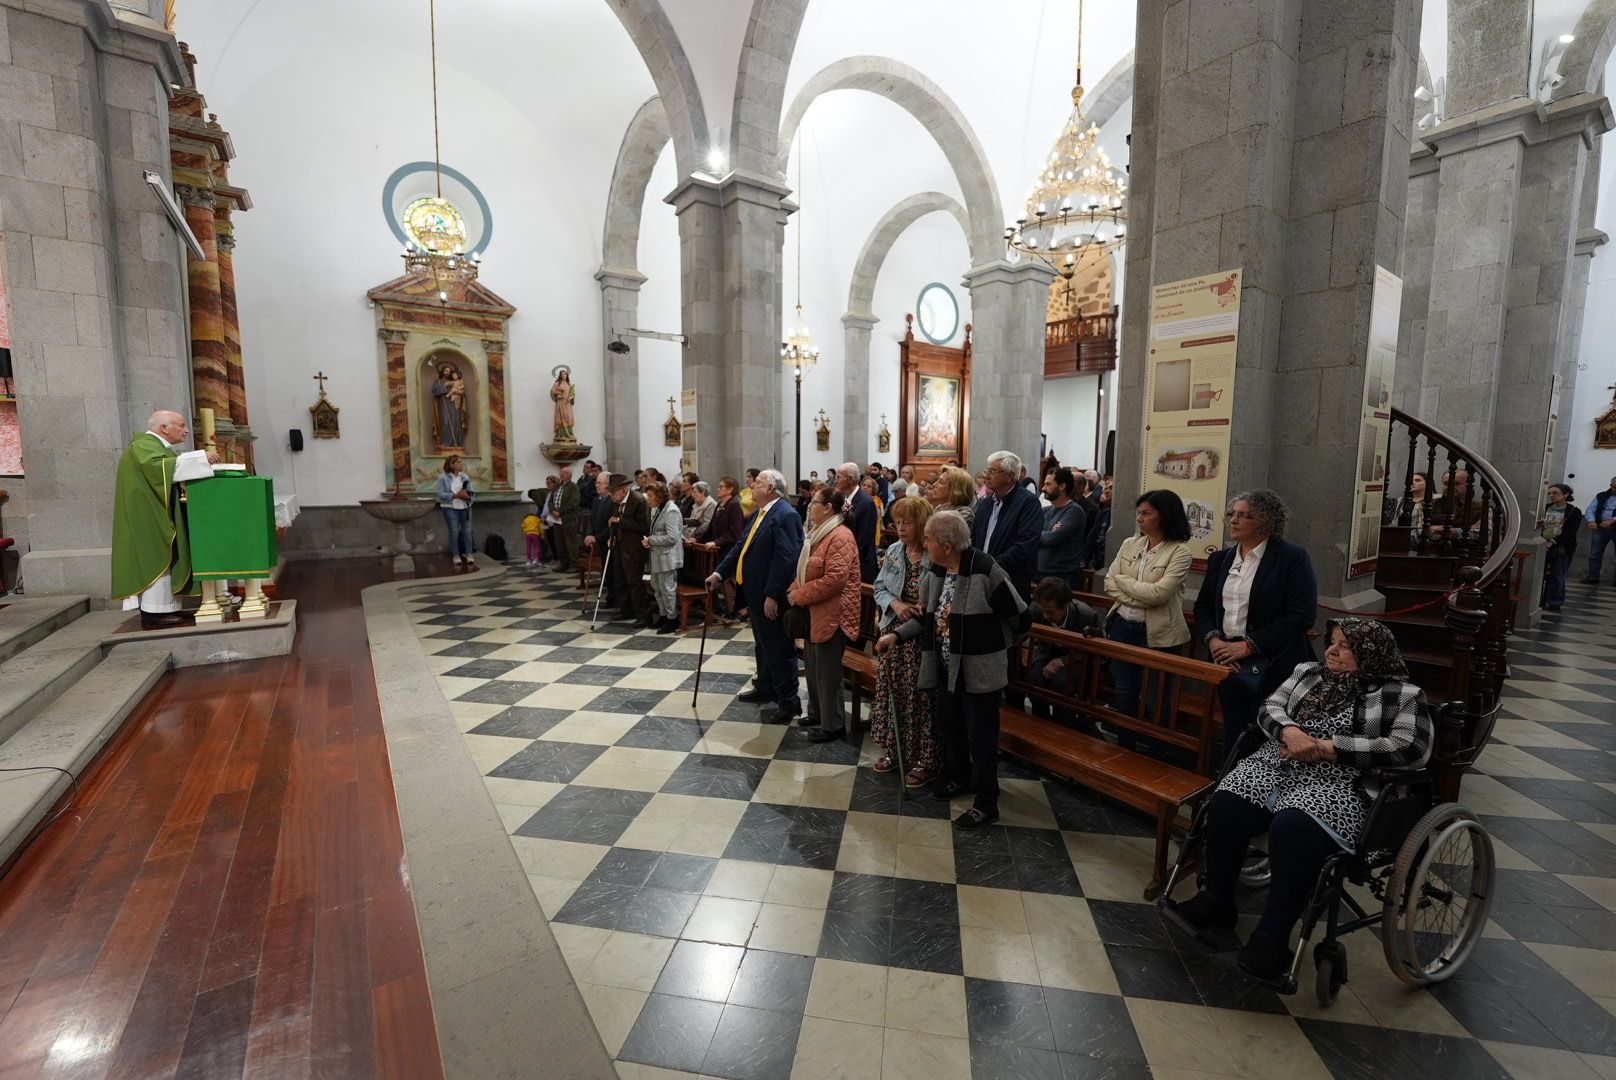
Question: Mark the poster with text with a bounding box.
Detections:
[680,388,698,474]
[1144,269,1242,567]
[1346,265,1404,578]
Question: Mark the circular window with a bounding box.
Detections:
[382,162,493,255]
[916,282,959,344]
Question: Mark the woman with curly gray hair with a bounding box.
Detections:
[1193,489,1319,755]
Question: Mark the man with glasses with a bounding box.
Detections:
[1582,476,1616,584]
[971,450,1043,600]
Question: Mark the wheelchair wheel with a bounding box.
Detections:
[1314,940,1347,1006]
[1380,803,1494,986]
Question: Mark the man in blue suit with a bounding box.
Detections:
[708,468,804,722]
[971,450,1043,600]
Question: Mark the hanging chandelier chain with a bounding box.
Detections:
[795,133,803,310]
[429,0,442,199]
[1075,0,1084,92]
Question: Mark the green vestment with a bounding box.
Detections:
[110,433,197,601]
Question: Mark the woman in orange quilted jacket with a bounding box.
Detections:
[787,488,863,744]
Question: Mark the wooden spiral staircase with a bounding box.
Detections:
[1373,408,1521,801]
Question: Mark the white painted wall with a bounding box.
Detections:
[177,1,655,506]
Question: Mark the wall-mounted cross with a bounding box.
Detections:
[314,371,329,395]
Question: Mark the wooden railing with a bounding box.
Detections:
[1384,407,1520,802]
[1045,308,1118,377]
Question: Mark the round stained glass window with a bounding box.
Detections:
[916,282,959,344]
[403,196,468,255]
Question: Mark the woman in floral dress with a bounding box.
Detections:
[870,495,936,786]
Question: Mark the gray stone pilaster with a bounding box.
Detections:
[594,267,646,471]
[1491,96,1611,507]
[667,170,790,479]
[962,260,1057,474]
[1394,156,1438,415]
[1554,227,1607,478]
[841,312,878,464]
[1,3,188,598]
[1119,0,1421,591]
[721,170,791,476]
[1444,0,1531,117]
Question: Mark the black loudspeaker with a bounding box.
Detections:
[289,428,304,452]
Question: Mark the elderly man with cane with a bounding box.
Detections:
[706,469,803,723]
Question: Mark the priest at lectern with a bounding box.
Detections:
[111,409,217,628]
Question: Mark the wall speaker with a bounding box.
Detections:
[289,428,304,452]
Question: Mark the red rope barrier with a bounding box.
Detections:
[1316,584,1465,618]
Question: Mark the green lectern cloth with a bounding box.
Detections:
[186,473,278,581]
[110,432,198,602]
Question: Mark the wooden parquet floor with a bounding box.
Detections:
[0,556,465,1079]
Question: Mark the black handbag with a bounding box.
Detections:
[783,602,810,639]
[1226,657,1266,695]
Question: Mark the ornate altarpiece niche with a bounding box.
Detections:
[899,313,972,482]
[367,270,516,495]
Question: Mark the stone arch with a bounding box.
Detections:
[845,192,970,320]
[602,96,671,275]
[604,0,706,177]
[841,192,971,461]
[778,56,1005,264]
[1556,0,1616,99]
[1085,50,1134,132]
[730,0,812,175]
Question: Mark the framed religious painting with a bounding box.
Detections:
[898,312,971,482]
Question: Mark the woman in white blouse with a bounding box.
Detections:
[1102,490,1194,744]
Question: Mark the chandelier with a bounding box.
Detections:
[1005,0,1127,270]
[401,0,479,303]
[780,136,818,375]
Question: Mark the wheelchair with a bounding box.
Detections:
[1157,704,1498,1006]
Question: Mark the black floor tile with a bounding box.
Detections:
[424,626,489,641]
[426,640,505,658]
[1040,987,1146,1062]
[1102,944,1199,1005]
[969,1040,1064,1080]
[964,977,1055,1050]
[552,880,637,929]
[468,705,571,738]
[557,664,630,686]
[829,872,896,916]
[589,847,662,887]
[727,949,815,1014]
[588,687,675,715]
[534,645,610,664]
[1517,746,1616,783]
[488,741,607,784]
[616,715,712,752]
[453,679,546,704]
[817,910,890,967]
[441,659,524,679]
[954,850,1020,891]
[892,878,958,924]
[1013,857,1084,897]
[618,993,725,1073]
[654,940,745,1001]
[646,651,702,671]
[1296,1019,1512,1080]
[1177,947,1287,1014]
[1086,900,1175,949]
[648,852,719,893]
[617,886,700,937]
[889,916,963,974]
[700,1003,803,1080]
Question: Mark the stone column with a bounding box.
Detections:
[216,224,247,427]
[667,176,727,473]
[963,260,1057,473]
[1554,227,1607,476]
[1490,96,1610,506]
[1393,158,1439,416]
[177,184,230,424]
[594,267,647,470]
[381,329,411,491]
[667,171,789,478]
[721,171,792,475]
[484,338,512,491]
[842,312,879,463]
[1444,0,1531,117]
[1118,0,1421,593]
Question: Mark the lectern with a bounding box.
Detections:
[185,468,277,621]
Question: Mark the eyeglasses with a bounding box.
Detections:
[1225,510,1257,521]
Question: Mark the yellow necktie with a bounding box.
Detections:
[736,506,766,585]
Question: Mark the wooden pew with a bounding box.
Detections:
[676,543,719,632]
[1002,623,1231,899]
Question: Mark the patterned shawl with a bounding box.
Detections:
[1293,616,1409,730]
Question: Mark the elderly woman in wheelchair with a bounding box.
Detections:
[1166,617,1436,984]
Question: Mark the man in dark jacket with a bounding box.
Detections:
[1037,467,1087,588]
[607,473,654,625]
[583,469,616,606]
[838,461,878,583]
[553,465,582,573]
[708,469,804,722]
[971,450,1043,599]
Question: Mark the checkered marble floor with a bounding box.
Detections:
[405,566,1616,1080]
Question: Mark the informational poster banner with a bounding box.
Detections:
[679,388,698,473]
[1346,265,1404,578]
[1144,268,1242,567]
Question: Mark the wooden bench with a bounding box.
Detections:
[1003,623,1232,898]
[676,543,719,633]
[842,585,881,731]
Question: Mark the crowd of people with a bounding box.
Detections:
[447,449,1519,985]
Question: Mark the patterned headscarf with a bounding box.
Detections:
[1292,617,1409,731]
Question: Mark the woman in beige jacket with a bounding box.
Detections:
[1102,490,1194,743]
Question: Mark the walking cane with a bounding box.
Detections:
[590,542,614,630]
[693,578,715,708]
[889,687,908,803]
